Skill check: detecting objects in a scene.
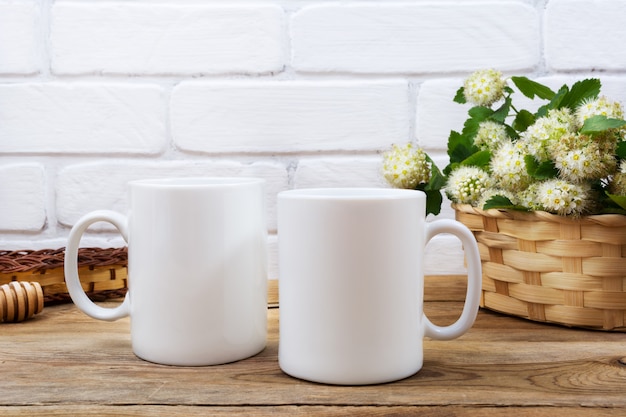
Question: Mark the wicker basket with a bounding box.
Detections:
[0,248,128,305]
[453,203,626,331]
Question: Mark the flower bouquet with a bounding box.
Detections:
[382,69,626,330]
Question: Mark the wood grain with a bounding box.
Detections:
[2,405,626,417]
[1,275,625,416]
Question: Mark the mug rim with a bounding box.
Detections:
[129,177,265,188]
[278,187,424,200]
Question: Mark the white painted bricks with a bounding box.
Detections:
[51,3,286,75]
[292,3,540,73]
[0,164,46,232]
[293,158,386,189]
[171,81,410,153]
[2,0,626,276]
[0,83,166,154]
[0,1,39,74]
[545,0,626,71]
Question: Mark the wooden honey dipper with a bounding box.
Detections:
[0,281,44,323]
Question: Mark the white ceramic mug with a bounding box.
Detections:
[64,177,268,366]
[277,188,481,385]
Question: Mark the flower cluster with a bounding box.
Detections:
[382,143,431,189]
[382,69,626,216]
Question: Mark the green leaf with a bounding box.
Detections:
[482,195,529,211]
[453,86,466,104]
[490,97,512,123]
[539,85,569,116]
[511,76,555,100]
[423,189,443,216]
[579,115,626,135]
[512,109,535,132]
[460,106,494,142]
[460,150,492,170]
[505,124,520,140]
[606,192,626,211]
[558,78,601,110]
[460,118,482,142]
[617,141,626,159]
[468,106,494,119]
[525,155,558,180]
[447,130,478,167]
[424,154,446,191]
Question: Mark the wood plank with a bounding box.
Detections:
[268,274,469,306]
[2,308,625,407]
[1,405,625,417]
[1,276,625,414]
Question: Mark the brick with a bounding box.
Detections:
[0,1,39,74]
[545,0,626,71]
[416,79,472,151]
[0,163,46,231]
[292,157,387,189]
[55,161,288,231]
[0,83,166,154]
[171,80,410,153]
[51,3,285,75]
[291,3,539,73]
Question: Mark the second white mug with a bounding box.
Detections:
[277,188,482,385]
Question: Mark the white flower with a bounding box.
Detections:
[520,108,578,162]
[381,70,626,216]
[554,148,590,182]
[475,121,509,150]
[535,179,588,216]
[463,69,507,107]
[517,183,543,211]
[382,143,430,189]
[445,166,494,205]
[576,96,625,124]
[552,133,616,182]
[490,141,531,192]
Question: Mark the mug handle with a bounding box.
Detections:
[423,219,481,340]
[64,210,131,321]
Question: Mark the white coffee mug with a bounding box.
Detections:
[277,188,481,385]
[64,177,268,366]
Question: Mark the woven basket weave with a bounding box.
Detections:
[453,203,626,331]
[0,248,127,305]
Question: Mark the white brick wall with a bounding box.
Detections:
[545,0,626,71]
[171,80,410,153]
[0,83,166,153]
[2,0,625,277]
[51,4,286,75]
[0,1,40,74]
[0,163,46,231]
[291,3,540,73]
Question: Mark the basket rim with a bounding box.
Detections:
[0,247,127,274]
[452,203,626,227]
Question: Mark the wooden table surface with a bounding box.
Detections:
[1,275,625,416]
